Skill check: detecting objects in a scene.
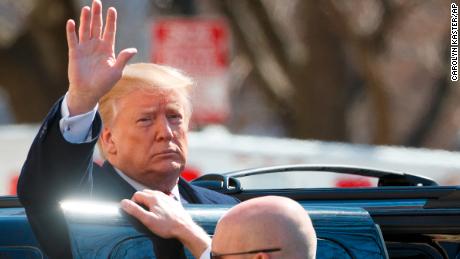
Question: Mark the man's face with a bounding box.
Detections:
[104,88,189,185]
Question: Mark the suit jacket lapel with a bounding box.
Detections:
[97,163,201,205]
[178,178,202,204]
[93,162,137,201]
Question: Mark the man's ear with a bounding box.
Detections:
[253,253,270,259]
[100,127,117,155]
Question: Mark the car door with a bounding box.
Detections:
[61,201,388,259]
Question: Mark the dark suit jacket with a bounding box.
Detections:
[17,98,238,258]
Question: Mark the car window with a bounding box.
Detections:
[237,170,378,189]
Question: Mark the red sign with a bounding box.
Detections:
[335,177,373,188]
[151,18,231,125]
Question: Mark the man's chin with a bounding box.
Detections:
[149,161,184,175]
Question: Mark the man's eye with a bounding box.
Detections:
[137,118,151,123]
[168,114,183,121]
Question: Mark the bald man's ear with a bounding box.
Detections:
[253,253,270,259]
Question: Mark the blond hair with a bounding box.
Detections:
[99,63,194,126]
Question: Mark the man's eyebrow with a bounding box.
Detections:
[136,105,183,115]
[136,108,157,115]
[165,103,184,111]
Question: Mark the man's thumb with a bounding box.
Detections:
[115,48,137,70]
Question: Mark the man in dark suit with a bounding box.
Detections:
[17,1,238,258]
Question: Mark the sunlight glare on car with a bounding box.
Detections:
[60,200,120,217]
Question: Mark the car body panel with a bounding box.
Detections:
[62,203,388,259]
[0,207,45,259]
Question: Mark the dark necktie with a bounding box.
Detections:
[151,235,186,259]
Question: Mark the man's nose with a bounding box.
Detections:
[154,116,174,141]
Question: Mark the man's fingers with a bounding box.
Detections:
[90,0,103,39]
[66,19,78,51]
[121,199,156,225]
[102,7,117,45]
[131,190,155,208]
[143,189,163,195]
[121,199,144,216]
[115,48,137,70]
[79,6,90,42]
[143,189,175,201]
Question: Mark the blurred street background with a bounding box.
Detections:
[0,0,459,194]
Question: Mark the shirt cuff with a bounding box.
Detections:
[59,93,98,143]
[199,246,211,259]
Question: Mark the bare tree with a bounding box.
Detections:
[0,0,75,122]
[216,0,348,141]
[216,0,451,147]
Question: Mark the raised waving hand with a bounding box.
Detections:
[66,0,137,115]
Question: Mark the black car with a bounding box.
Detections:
[1,164,460,258]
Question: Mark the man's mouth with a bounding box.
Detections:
[153,149,179,157]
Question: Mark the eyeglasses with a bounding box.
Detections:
[210,248,281,259]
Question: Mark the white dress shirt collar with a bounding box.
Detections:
[113,167,182,203]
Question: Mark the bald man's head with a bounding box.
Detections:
[212,196,316,259]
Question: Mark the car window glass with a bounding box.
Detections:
[237,170,378,189]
